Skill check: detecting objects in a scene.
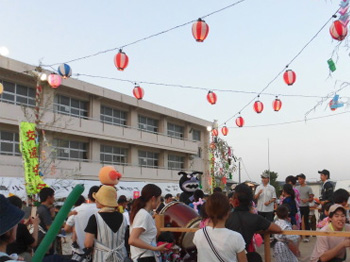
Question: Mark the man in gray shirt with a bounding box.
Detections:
[296,173,314,242]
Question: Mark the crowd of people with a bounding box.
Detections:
[1,168,350,262]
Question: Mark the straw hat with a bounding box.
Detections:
[0,194,24,235]
[93,186,118,207]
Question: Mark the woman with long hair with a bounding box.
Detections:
[129,184,168,262]
[193,193,247,262]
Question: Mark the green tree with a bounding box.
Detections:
[261,170,281,196]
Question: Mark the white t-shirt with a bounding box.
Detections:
[255,184,276,212]
[123,210,130,226]
[68,203,98,253]
[130,208,157,260]
[193,226,246,262]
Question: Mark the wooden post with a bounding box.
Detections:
[154,214,164,237]
[264,233,271,262]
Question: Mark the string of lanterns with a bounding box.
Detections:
[31,4,345,136]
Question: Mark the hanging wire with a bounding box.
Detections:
[220,8,341,126]
[227,110,350,128]
[73,73,332,99]
[43,0,247,67]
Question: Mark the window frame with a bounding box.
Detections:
[52,139,88,161]
[167,123,184,139]
[100,144,128,165]
[192,129,201,141]
[100,105,127,126]
[0,131,20,156]
[0,80,36,107]
[138,115,159,133]
[138,150,159,168]
[53,94,88,119]
[168,154,185,170]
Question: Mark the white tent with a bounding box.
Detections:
[0,177,182,200]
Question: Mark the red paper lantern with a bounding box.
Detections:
[47,74,62,88]
[330,20,348,41]
[283,69,296,86]
[273,98,282,112]
[235,116,244,127]
[192,18,209,42]
[207,91,217,105]
[114,49,129,71]
[221,126,229,136]
[211,128,218,137]
[210,142,216,149]
[253,100,264,114]
[133,86,144,100]
[329,99,337,111]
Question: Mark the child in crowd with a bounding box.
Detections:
[317,202,333,229]
[273,205,300,262]
[281,184,298,228]
[193,193,247,262]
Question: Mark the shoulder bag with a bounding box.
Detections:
[202,226,226,262]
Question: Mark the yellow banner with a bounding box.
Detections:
[19,122,46,195]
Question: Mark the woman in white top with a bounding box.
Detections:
[129,184,168,262]
[193,192,247,262]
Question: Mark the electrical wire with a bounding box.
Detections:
[43,0,247,67]
[226,110,350,128]
[220,8,341,126]
[74,72,333,99]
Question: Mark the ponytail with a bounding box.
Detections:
[130,184,161,224]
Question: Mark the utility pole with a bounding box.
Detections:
[238,161,241,183]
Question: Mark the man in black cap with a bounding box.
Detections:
[318,169,334,219]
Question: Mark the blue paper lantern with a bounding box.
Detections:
[58,63,72,79]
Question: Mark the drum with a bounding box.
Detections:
[160,201,201,251]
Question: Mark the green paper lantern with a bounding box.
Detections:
[327,58,336,72]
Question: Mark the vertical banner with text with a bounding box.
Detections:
[19,122,46,195]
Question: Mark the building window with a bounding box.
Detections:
[192,129,201,141]
[100,145,128,165]
[0,131,20,156]
[0,80,35,107]
[168,154,185,170]
[138,115,158,133]
[53,95,88,118]
[100,106,127,126]
[167,123,184,139]
[53,139,88,161]
[138,150,159,168]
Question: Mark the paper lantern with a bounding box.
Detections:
[192,18,209,42]
[253,100,264,114]
[330,20,348,41]
[0,83,3,94]
[235,116,244,127]
[114,49,129,71]
[207,91,217,105]
[57,64,72,79]
[133,85,144,100]
[283,69,296,86]
[221,126,229,136]
[211,128,218,137]
[329,99,337,111]
[47,74,62,88]
[272,98,282,112]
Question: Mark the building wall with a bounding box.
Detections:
[0,57,211,185]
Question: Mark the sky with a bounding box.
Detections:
[1,0,350,183]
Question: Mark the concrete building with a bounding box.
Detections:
[0,57,211,187]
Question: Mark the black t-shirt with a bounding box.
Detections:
[7,223,35,254]
[85,212,123,238]
[225,207,271,249]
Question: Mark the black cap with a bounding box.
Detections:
[318,169,330,177]
[296,173,306,179]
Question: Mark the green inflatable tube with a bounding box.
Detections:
[32,184,84,262]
